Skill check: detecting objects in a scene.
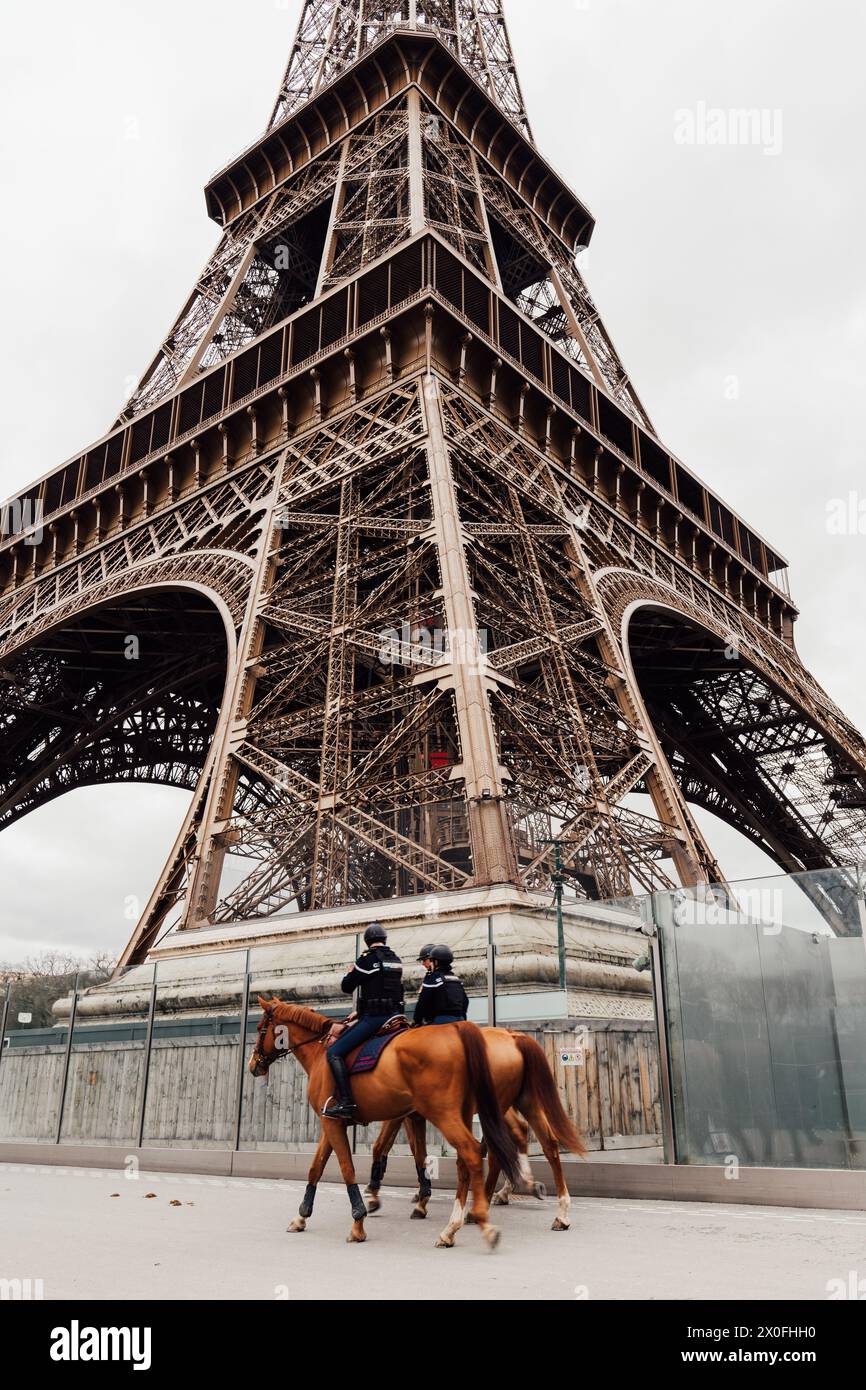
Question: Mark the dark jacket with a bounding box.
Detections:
[414,969,469,1024]
[342,945,404,1017]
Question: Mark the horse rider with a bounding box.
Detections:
[413,945,470,1026]
[322,924,405,1120]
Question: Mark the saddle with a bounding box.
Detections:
[324,1015,411,1076]
[324,1014,409,1048]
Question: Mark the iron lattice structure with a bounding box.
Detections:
[268,0,533,138]
[2,3,866,965]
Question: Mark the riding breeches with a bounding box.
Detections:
[327,1016,391,1060]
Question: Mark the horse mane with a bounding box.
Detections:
[270,1001,330,1033]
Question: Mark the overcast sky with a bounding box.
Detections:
[1,0,865,964]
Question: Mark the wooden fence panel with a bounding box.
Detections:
[0,1019,662,1154]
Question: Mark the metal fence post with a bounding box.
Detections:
[136,964,159,1151]
[0,979,12,1080]
[55,975,79,1144]
[856,862,866,950]
[486,916,497,1027]
[233,951,252,1152]
[644,895,677,1165]
[352,932,360,1155]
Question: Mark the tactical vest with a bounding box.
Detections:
[417,968,469,1020]
[352,946,404,1017]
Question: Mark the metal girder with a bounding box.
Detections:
[269,1,531,138]
[4,2,866,972]
[5,359,866,962]
[627,611,866,875]
[479,169,655,430]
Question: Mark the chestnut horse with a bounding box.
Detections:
[367,1107,547,1219]
[249,998,521,1248]
[250,1000,589,1251]
[367,1043,580,1230]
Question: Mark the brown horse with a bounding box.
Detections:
[249,998,521,1248]
[366,1108,546,1220]
[366,1035,582,1231]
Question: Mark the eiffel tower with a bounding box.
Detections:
[3,0,866,971]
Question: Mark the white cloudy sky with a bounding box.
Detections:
[1,0,865,963]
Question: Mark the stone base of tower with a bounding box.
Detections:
[66,886,653,1027]
[28,889,662,1156]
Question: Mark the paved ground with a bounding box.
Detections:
[1,1162,863,1301]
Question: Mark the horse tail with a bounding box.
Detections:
[514,1033,586,1156]
[458,1023,521,1185]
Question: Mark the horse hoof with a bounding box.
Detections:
[287,1219,306,1233]
[533,1183,547,1200]
[483,1226,502,1251]
[410,1207,427,1220]
[551,1218,570,1232]
[491,1193,509,1207]
[366,1195,381,1214]
[434,1235,454,1249]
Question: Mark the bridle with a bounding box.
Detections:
[251,1006,330,1075]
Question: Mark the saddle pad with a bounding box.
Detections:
[349,1026,409,1075]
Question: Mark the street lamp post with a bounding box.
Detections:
[544,840,568,991]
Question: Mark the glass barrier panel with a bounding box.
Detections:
[0,976,73,1143]
[59,964,155,1147]
[492,897,662,1161]
[655,866,866,1169]
[493,895,649,1023]
[385,916,491,1026]
[141,951,247,1150]
[241,937,329,1154]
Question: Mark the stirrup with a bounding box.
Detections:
[322,1095,356,1120]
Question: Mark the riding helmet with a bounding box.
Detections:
[429,945,454,968]
[364,923,387,946]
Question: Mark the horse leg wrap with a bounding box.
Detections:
[347,1184,368,1221]
[369,1158,387,1192]
[298,1184,317,1220]
[416,1164,433,1200]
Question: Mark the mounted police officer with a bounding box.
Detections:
[322,924,404,1120]
[413,945,469,1026]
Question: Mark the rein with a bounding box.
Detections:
[256,1012,330,1070]
[281,1032,328,1059]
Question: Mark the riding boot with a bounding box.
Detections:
[322,1053,357,1120]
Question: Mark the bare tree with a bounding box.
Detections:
[0,953,116,1029]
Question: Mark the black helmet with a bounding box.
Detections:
[417,942,436,962]
[429,945,454,969]
[364,923,387,946]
